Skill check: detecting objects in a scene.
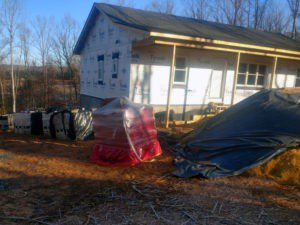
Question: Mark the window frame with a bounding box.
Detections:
[112,52,119,79]
[97,55,104,85]
[237,63,266,88]
[173,57,187,85]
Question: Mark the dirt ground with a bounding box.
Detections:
[0,132,299,225]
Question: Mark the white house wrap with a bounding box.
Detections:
[74,3,300,123]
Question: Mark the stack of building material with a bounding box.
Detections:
[50,110,76,140]
[42,112,53,137]
[73,109,93,141]
[90,97,162,166]
[30,112,43,135]
[13,112,44,135]
[14,113,32,135]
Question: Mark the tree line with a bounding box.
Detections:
[0,0,299,114]
[0,0,80,114]
[146,0,299,37]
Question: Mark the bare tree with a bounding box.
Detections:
[52,15,80,104]
[116,0,135,7]
[287,0,300,38]
[263,3,290,33]
[183,0,211,20]
[213,0,225,23]
[0,9,8,63]
[243,0,252,27]
[51,29,66,103]
[18,23,32,107]
[19,24,31,70]
[252,0,269,29]
[217,0,244,26]
[32,16,53,107]
[146,0,175,14]
[1,0,22,113]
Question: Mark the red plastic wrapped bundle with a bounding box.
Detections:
[90,97,162,166]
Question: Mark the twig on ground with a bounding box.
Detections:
[0,216,53,225]
[183,211,197,223]
[150,204,160,220]
[218,202,223,214]
[211,201,218,213]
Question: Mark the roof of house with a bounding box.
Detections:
[74,3,300,54]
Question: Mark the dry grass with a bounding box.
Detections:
[0,132,299,225]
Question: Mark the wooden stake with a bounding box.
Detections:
[166,45,176,128]
[231,52,241,105]
[270,57,278,88]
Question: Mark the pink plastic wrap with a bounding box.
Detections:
[90,97,162,166]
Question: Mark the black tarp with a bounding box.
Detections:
[172,89,300,178]
[31,112,43,135]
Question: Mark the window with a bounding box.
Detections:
[174,57,187,84]
[97,55,104,85]
[237,63,266,87]
[112,52,119,79]
[296,69,300,87]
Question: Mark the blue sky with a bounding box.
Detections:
[23,0,174,27]
[23,0,287,28]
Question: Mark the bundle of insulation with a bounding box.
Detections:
[73,109,93,140]
[90,97,162,166]
[13,112,43,135]
[49,110,76,140]
[42,112,54,137]
[172,88,300,178]
[14,113,31,134]
[0,115,8,131]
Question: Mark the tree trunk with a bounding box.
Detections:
[291,16,297,39]
[10,38,16,113]
[59,66,66,105]
[0,79,5,114]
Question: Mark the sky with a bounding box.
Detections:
[23,0,177,27]
[23,0,289,28]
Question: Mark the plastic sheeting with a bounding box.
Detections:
[73,109,93,141]
[172,89,300,178]
[90,97,162,166]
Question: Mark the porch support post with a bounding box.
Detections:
[165,45,177,128]
[231,52,241,105]
[270,56,278,88]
